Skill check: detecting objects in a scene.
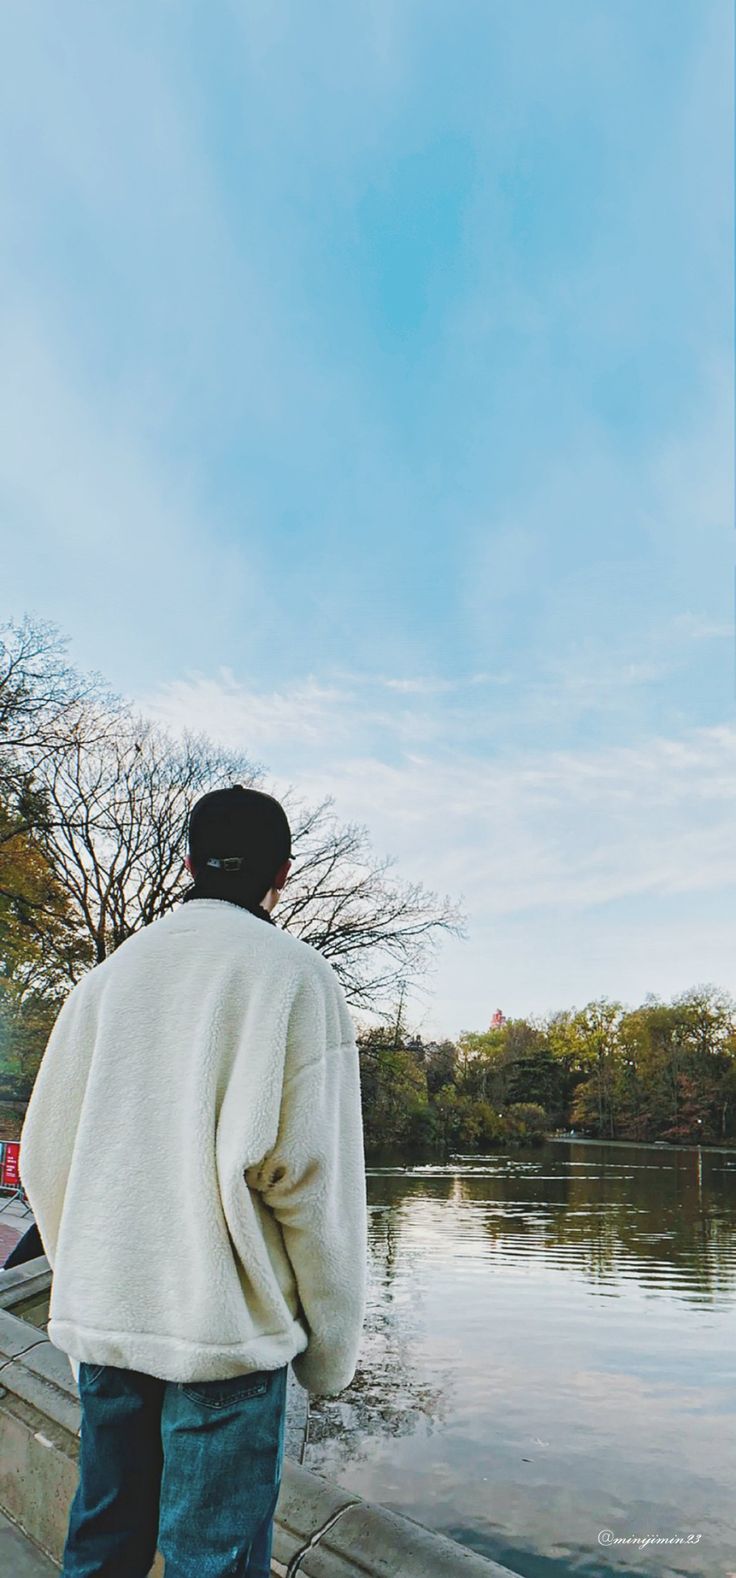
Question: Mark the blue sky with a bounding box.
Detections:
[1,1,733,1034]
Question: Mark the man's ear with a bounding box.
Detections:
[184,854,194,878]
[274,857,292,890]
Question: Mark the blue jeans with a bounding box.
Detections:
[62,1362,289,1578]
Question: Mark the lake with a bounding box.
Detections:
[304,1139,736,1578]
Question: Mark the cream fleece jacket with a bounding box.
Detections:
[19,899,368,1397]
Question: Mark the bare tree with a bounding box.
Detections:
[2,614,465,1008]
[0,614,109,769]
[34,706,260,968]
[1,616,80,752]
[277,796,465,1009]
[0,614,111,858]
[34,718,464,1004]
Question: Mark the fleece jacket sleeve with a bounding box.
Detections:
[246,1031,368,1399]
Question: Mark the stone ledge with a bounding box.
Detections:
[0,1393,78,1568]
[291,1489,521,1576]
[0,1307,53,1370]
[271,1458,361,1572]
[0,1309,81,1437]
[0,1255,51,1312]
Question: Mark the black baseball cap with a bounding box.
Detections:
[187,786,292,887]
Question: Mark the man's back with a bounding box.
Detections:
[20,899,367,1398]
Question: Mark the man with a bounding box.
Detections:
[19,785,368,1578]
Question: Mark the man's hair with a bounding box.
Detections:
[187,785,292,904]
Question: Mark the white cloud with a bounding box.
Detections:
[147,668,736,913]
[148,670,354,755]
[142,664,736,1032]
[381,676,458,695]
[292,725,736,914]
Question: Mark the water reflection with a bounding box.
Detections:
[306,1140,736,1578]
[305,1194,448,1468]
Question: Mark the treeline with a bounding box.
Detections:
[358,987,736,1155]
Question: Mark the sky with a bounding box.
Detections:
[1,1,734,1036]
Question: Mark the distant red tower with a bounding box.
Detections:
[490,1009,506,1029]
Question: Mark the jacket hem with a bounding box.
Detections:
[49,1315,309,1385]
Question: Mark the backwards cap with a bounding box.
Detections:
[188,785,291,888]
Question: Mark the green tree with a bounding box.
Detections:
[424,1039,458,1095]
[566,999,625,1138]
[357,1027,429,1150]
[506,1102,547,1145]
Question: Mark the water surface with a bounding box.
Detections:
[305,1140,736,1578]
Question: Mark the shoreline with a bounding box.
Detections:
[549,1133,736,1156]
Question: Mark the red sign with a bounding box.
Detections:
[1,1140,20,1189]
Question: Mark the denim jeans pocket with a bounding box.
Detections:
[181,1369,271,1410]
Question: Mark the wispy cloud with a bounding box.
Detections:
[380,676,458,695]
[144,661,736,1029]
[296,726,736,914]
[148,670,353,755]
[145,667,736,915]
